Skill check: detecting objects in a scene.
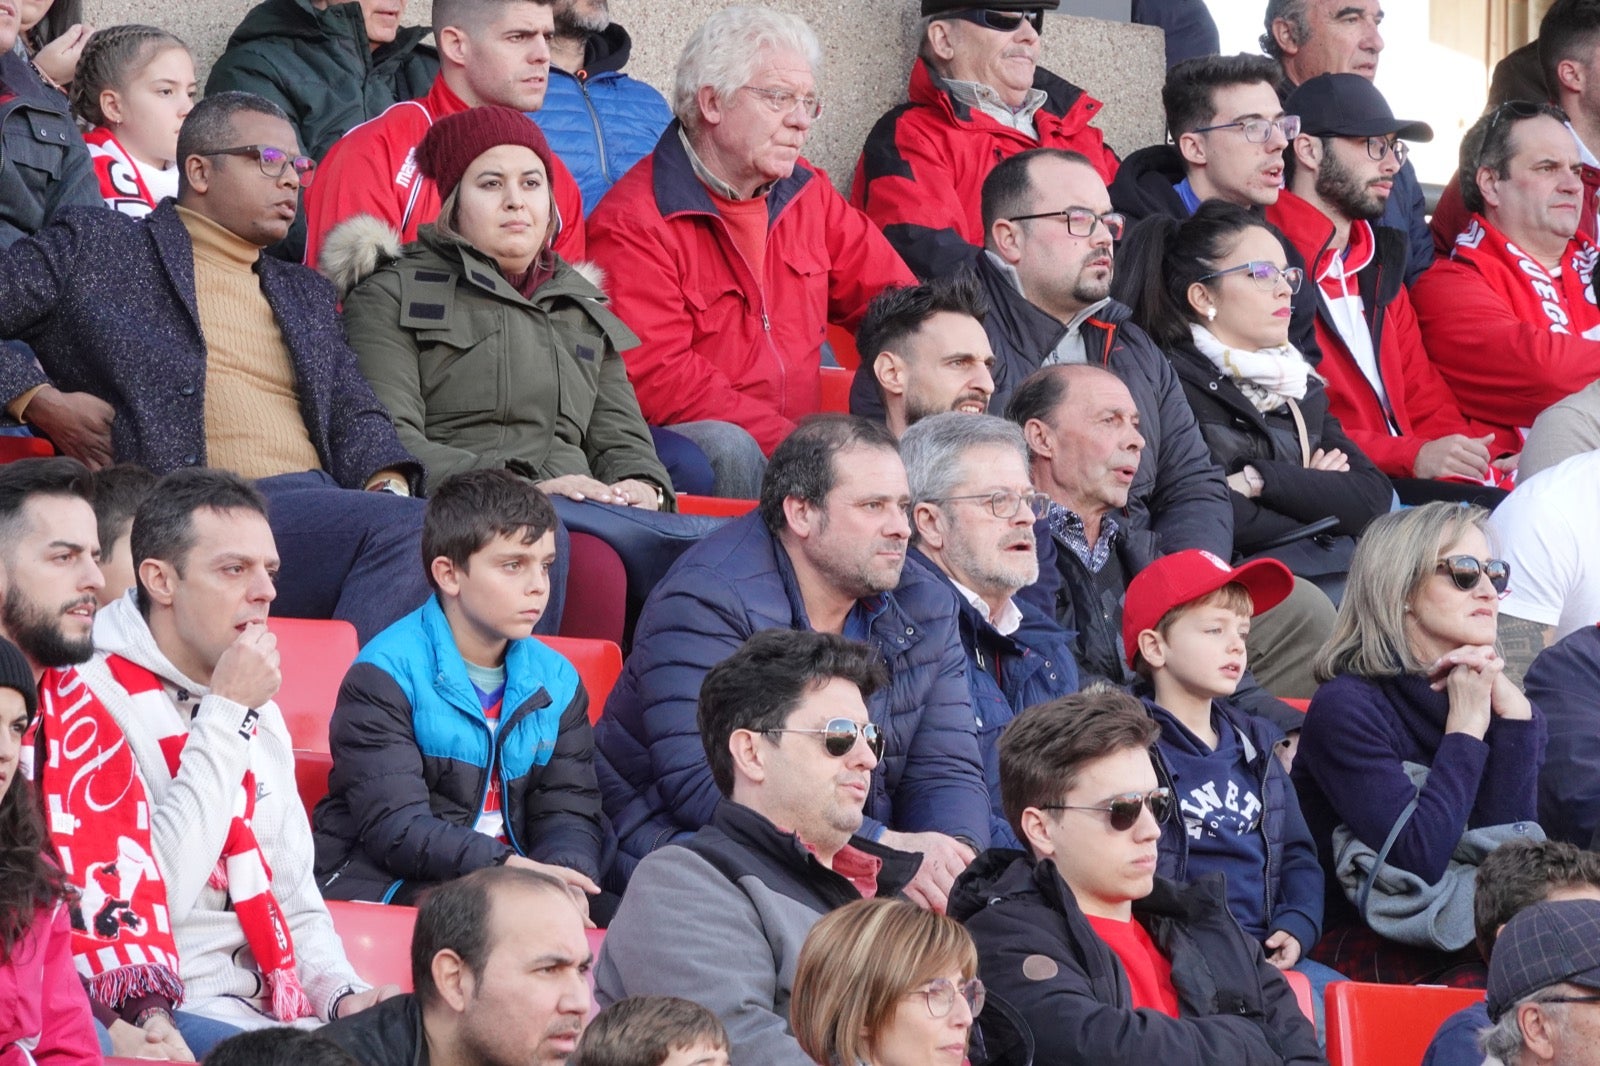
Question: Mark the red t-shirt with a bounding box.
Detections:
[1087,914,1181,1017]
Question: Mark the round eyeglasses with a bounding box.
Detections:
[196,144,316,185]
[1365,136,1409,165]
[927,489,1050,521]
[1196,261,1305,295]
[913,977,986,1019]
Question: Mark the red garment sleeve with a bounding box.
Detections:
[302,127,407,270]
[35,905,100,1066]
[548,151,585,262]
[819,170,916,331]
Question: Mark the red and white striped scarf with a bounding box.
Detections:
[1453,214,1600,342]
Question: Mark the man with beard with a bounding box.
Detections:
[0,459,103,685]
[595,415,989,910]
[848,273,997,438]
[1267,74,1516,503]
[595,629,921,1066]
[901,413,1077,849]
[537,0,671,214]
[325,866,592,1066]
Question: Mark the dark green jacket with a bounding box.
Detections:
[337,221,673,501]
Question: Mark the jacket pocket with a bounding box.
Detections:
[416,316,504,414]
[4,108,71,182]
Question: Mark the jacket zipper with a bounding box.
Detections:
[576,75,612,186]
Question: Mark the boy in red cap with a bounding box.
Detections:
[1125,549,1340,1008]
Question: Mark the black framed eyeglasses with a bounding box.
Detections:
[1039,788,1174,832]
[914,977,986,1019]
[761,718,885,759]
[1435,555,1511,595]
[1364,136,1410,165]
[927,489,1049,521]
[1537,994,1600,1006]
[739,86,824,120]
[1191,115,1301,144]
[197,144,316,185]
[944,8,1044,34]
[1005,206,1125,240]
[1196,260,1305,294]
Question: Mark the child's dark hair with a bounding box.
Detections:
[422,469,558,589]
[1112,200,1277,351]
[90,464,157,560]
[70,24,190,129]
[572,996,729,1066]
[204,1028,361,1066]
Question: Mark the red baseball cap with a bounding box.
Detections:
[1122,550,1295,668]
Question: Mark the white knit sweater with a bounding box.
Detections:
[81,597,367,1022]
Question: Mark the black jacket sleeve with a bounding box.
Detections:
[1137,344,1233,557]
[1241,402,1392,550]
[521,683,607,881]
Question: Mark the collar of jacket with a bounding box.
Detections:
[708,799,922,898]
[907,56,1095,129]
[1265,188,1406,312]
[906,547,1049,661]
[413,593,555,721]
[578,22,634,77]
[975,249,1130,365]
[648,119,814,224]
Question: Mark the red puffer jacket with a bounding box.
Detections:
[586,126,914,454]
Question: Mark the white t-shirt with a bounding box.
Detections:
[1490,450,1600,639]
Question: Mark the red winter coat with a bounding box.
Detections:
[1265,191,1509,473]
[0,901,99,1066]
[849,59,1119,279]
[302,76,585,270]
[586,126,914,454]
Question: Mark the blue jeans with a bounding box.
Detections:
[662,421,766,499]
[1294,957,1345,1047]
[649,427,715,496]
[94,1011,241,1059]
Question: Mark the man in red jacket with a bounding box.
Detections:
[586,7,913,496]
[850,0,1119,280]
[1268,74,1516,501]
[302,0,585,270]
[1412,101,1600,449]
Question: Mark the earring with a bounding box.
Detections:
[1205,307,1217,322]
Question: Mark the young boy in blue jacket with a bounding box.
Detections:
[312,469,607,913]
[1124,550,1336,1000]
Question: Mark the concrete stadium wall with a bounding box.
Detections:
[77,0,1166,189]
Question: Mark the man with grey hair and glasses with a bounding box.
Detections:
[1481,898,1600,1066]
[587,5,913,498]
[901,412,1078,849]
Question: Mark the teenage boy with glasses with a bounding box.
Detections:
[596,628,922,1066]
[850,0,1122,279]
[1267,72,1517,504]
[948,688,1323,1065]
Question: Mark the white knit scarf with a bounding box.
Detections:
[1189,323,1317,413]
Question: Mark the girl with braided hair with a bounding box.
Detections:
[69,25,195,218]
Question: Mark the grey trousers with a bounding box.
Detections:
[1246,575,1337,700]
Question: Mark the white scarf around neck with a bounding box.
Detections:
[1189,323,1317,413]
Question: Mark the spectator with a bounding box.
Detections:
[1490,451,1600,683]
[1412,102,1600,450]
[1526,620,1600,849]
[0,9,100,247]
[541,0,671,215]
[1422,839,1600,1066]
[850,275,997,439]
[949,688,1321,1064]
[1520,379,1600,482]
[205,1029,361,1066]
[313,470,606,908]
[324,866,592,1065]
[89,463,156,607]
[791,898,981,1066]
[1132,0,1220,68]
[0,91,495,644]
[205,0,437,261]
[0,634,100,1066]
[15,0,88,88]
[35,468,400,1030]
[902,412,1078,848]
[850,0,1119,280]
[1295,501,1545,985]
[572,997,730,1066]
[1433,0,1600,254]
[1481,899,1600,1066]
[586,6,914,495]
[595,629,922,1065]
[302,0,583,270]
[70,26,195,217]
[1124,551,1338,1011]
[1262,0,1434,283]
[1269,74,1517,499]
[595,416,990,902]
[1117,200,1392,597]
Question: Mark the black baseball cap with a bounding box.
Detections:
[921,0,1060,14]
[1285,73,1434,143]
[1487,899,1600,1021]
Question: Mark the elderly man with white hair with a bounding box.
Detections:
[586,5,914,497]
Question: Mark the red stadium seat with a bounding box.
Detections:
[827,323,861,370]
[820,366,852,414]
[294,749,333,821]
[268,618,359,753]
[560,532,627,646]
[677,494,757,518]
[534,636,624,725]
[1326,981,1484,1066]
[327,900,417,992]
[0,436,55,463]
[1283,698,1311,713]
[1283,968,1315,1022]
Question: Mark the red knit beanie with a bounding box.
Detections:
[416,105,557,202]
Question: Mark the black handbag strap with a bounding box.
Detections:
[1356,794,1421,919]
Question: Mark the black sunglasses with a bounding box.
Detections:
[1040,788,1174,832]
[945,8,1045,34]
[1436,555,1511,595]
[762,718,885,759]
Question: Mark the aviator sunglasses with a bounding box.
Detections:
[1436,555,1511,595]
[1039,788,1174,831]
[761,718,886,759]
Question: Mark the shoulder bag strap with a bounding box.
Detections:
[1355,794,1422,920]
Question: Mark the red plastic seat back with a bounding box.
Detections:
[1326,981,1484,1066]
[585,927,606,1015]
[560,532,627,646]
[268,618,360,753]
[535,636,623,724]
[326,900,418,993]
[677,494,758,518]
[827,323,861,370]
[294,749,333,822]
[1283,968,1315,1022]
[820,366,852,413]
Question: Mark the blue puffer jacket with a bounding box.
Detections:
[907,551,1078,850]
[312,596,608,901]
[531,24,672,216]
[595,513,992,882]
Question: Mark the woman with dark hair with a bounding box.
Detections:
[1116,201,1391,595]
[0,635,99,1066]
